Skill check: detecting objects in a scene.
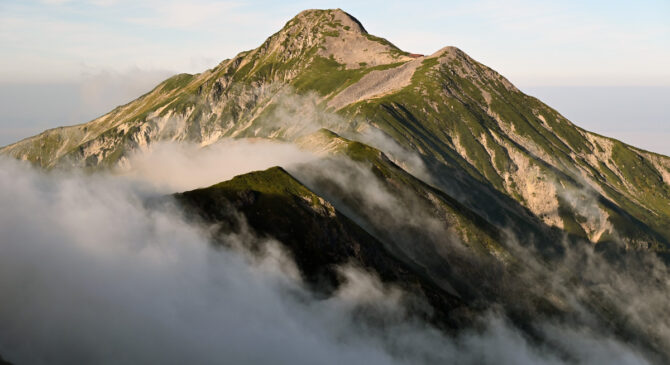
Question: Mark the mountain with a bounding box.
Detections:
[4,9,669,254]
[3,8,670,361]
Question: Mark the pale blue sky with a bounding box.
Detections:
[1,0,669,153]
[2,0,669,84]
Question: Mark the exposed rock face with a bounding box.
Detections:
[327,57,424,110]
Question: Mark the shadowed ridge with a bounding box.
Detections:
[174,166,469,328]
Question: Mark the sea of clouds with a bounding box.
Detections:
[0,137,665,364]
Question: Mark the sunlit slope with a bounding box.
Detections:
[2,8,670,251]
[338,46,670,249]
[0,9,412,167]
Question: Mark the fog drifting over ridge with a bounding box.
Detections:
[0,155,437,364]
[118,139,318,193]
[0,140,664,364]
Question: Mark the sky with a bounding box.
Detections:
[0,0,669,152]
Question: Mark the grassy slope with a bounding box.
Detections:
[339,50,670,250]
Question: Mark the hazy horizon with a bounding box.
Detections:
[2,80,668,156]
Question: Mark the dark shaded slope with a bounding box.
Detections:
[172,162,668,362]
[171,160,575,335]
[174,166,470,327]
[292,131,580,323]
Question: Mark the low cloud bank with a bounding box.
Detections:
[0,142,661,364]
[0,157,546,365]
[0,158,420,364]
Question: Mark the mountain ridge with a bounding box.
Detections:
[2,8,670,252]
[172,160,670,363]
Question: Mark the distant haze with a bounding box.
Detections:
[522,85,670,156]
[0,69,172,145]
[2,81,668,157]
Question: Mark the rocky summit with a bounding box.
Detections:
[3,8,670,363]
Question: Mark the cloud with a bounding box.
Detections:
[0,136,665,364]
[0,157,553,365]
[117,139,318,193]
[0,157,402,364]
[125,1,240,30]
[0,1,283,82]
[0,3,667,362]
[90,0,120,6]
[40,0,73,4]
[245,87,432,182]
[354,125,433,183]
[289,153,667,364]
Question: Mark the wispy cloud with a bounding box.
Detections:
[39,0,73,4]
[1,0,668,85]
[125,1,241,30]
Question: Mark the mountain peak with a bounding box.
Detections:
[254,8,410,70]
[288,8,367,34]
